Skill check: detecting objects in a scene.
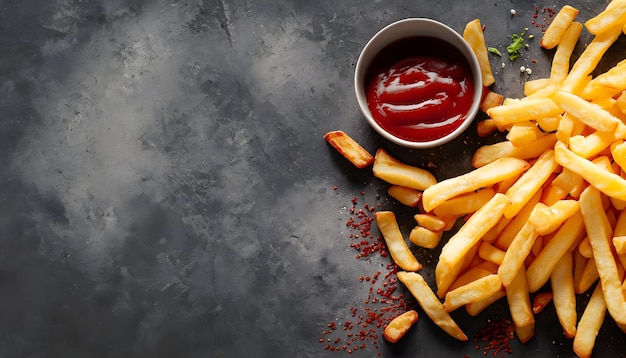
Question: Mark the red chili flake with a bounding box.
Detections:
[473,319,515,356]
[333,186,338,191]
[481,24,486,31]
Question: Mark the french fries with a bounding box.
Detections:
[373,149,437,191]
[375,211,422,272]
[463,19,495,87]
[383,310,419,343]
[324,130,374,168]
[541,5,579,49]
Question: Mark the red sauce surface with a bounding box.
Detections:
[366,37,475,142]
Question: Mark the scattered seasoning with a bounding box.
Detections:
[510,9,516,15]
[488,47,502,57]
[507,32,525,61]
[532,6,556,32]
[473,319,515,357]
[320,190,411,355]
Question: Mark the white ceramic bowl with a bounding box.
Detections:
[354,18,483,149]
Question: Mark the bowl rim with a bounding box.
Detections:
[354,17,483,149]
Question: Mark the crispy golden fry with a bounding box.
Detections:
[435,194,510,297]
[573,283,606,358]
[553,90,625,133]
[524,78,551,96]
[555,141,626,201]
[529,200,580,236]
[397,271,468,341]
[536,115,561,133]
[550,22,583,84]
[552,167,585,198]
[578,236,593,259]
[375,211,422,272]
[480,91,504,112]
[476,119,498,137]
[585,0,626,35]
[612,140,626,170]
[551,251,577,338]
[472,134,556,168]
[575,258,599,294]
[569,131,620,159]
[383,310,419,343]
[498,221,539,287]
[503,150,558,218]
[478,241,506,265]
[373,149,437,191]
[506,122,544,146]
[431,188,495,218]
[541,5,580,49]
[527,213,585,292]
[443,274,502,312]
[580,186,626,326]
[414,214,447,232]
[560,24,623,94]
[448,261,498,292]
[487,98,562,128]
[463,19,495,87]
[409,226,443,249]
[613,236,626,255]
[324,130,374,168]
[387,185,422,207]
[505,264,535,343]
[532,292,553,314]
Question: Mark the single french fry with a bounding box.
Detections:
[551,251,577,338]
[466,289,506,316]
[573,282,606,358]
[535,116,561,133]
[524,78,551,96]
[580,185,626,326]
[388,185,422,207]
[477,119,498,137]
[448,261,498,292]
[569,130,620,159]
[480,91,504,112]
[529,200,580,235]
[487,98,562,128]
[532,292,553,314]
[373,149,437,191]
[324,131,374,168]
[409,226,443,249]
[375,211,422,272]
[472,134,556,168]
[463,19,495,87]
[552,167,585,198]
[541,183,569,206]
[478,241,506,265]
[576,258,599,294]
[527,213,586,292]
[585,0,626,35]
[550,22,584,84]
[555,141,626,201]
[613,236,626,255]
[578,236,593,259]
[541,5,580,49]
[397,271,468,341]
[422,158,526,212]
[414,214,447,232]
[552,90,624,133]
[383,310,419,343]
[432,188,495,218]
[505,264,535,343]
[435,194,510,297]
[504,150,558,218]
[560,24,623,94]
[612,141,626,171]
[506,121,544,146]
[498,221,539,287]
[444,274,502,312]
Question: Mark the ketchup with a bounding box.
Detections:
[365,37,475,142]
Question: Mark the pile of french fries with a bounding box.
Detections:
[326,1,626,356]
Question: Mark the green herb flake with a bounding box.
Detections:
[507,33,525,61]
[488,47,502,56]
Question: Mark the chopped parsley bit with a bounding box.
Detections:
[488,47,502,56]
[507,33,525,61]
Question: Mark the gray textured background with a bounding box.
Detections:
[1,0,624,357]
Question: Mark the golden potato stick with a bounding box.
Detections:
[541,183,569,206]
[478,241,505,265]
[423,158,526,212]
[443,274,502,312]
[432,188,495,218]
[523,78,550,96]
[578,236,594,259]
[550,22,583,84]
[580,185,626,326]
[556,112,586,144]
[527,213,585,292]
[324,130,374,168]
[448,261,498,292]
[373,149,437,191]
[413,214,447,232]
[503,149,558,218]
[535,115,560,133]
[435,194,510,297]
[529,200,580,236]
[552,167,585,198]
[573,282,606,358]
[472,133,556,168]
[466,289,506,316]
[532,292,553,314]
[569,130,620,159]
[477,119,498,137]
[387,185,422,207]
[505,264,535,343]
[487,98,562,128]
[614,236,626,255]
[383,310,419,343]
[585,0,626,35]
[480,91,504,113]
[555,141,626,201]
[495,189,542,250]
[592,65,626,90]
[560,24,623,94]
[612,140,626,171]
[396,271,468,341]
[375,211,422,272]
[540,5,579,49]
[409,226,442,249]
[463,19,495,87]
[576,258,599,294]
[617,91,626,115]
[506,121,543,146]
[498,221,539,287]
[551,251,577,338]
[552,90,623,132]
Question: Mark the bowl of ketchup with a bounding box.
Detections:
[355,18,483,149]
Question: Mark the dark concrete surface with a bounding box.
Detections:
[1,0,624,357]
